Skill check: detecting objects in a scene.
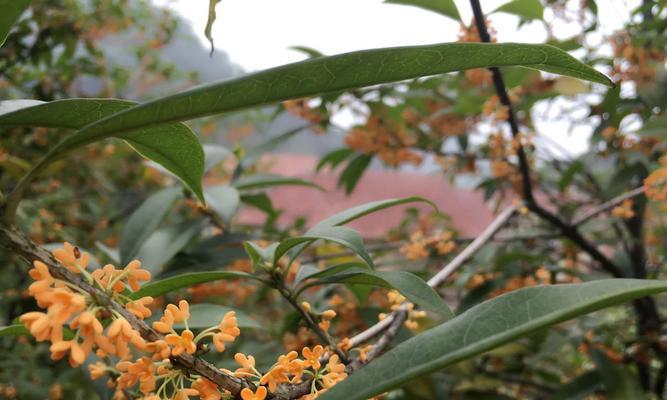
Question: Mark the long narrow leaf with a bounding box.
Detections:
[320,279,667,400]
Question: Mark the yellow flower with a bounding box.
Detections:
[234,353,257,377]
[88,362,108,380]
[166,329,196,356]
[145,339,171,360]
[166,299,190,323]
[213,311,240,352]
[191,378,221,400]
[27,261,53,296]
[108,317,145,357]
[321,354,347,389]
[152,308,175,333]
[124,260,151,291]
[174,388,199,400]
[302,345,324,370]
[259,365,289,392]
[19,311,62,342]
[240,386,267,400]
[49,339,86,366]
[53,242,90,273]
[126,296,154,319]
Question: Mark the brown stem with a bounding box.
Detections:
[0,224,256,398]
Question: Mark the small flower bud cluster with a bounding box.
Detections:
[378,290,427,331]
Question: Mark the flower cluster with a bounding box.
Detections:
[400,230,457,260]
[611,199,635,219]
[345,115,422,167]
[19,243,352,400]
[227,346,347,399]
[378,290,427,331]
[645,155,667,204]
[20,243,151,367]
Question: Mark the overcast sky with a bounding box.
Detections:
[153,0,639,157]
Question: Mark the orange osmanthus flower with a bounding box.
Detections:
[240,386,267,400]
[165,329,197,356]
[213,311,240,352]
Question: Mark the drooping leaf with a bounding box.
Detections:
[494,0,544,20]
[591,348,647,400]
[275,226,374,268]
[243,242,280,271]
[0,0,30,47]
[61,42,613,147]
[0,324,74,339]
[120,187,181,265]
[296,261,370,285]
[0,324,29,337]
[384,0,461,21]
[315,197,436,227]
[136,219,208,275]
[240,125,308,169]
[205,0,223,55]
[130,271,262,299]
[316,148,355,172]
[240,193,276,215]
[304,268,453,317]
[0,99,205,202]
[173,304,261,329]
[289,46,324,59]
[551,371,602,400]
[204,185,240,222]
[233,174,324,191]
[203,144,232,172]
[338,153,372,195]
[637,116,667,139]
[320,279,667,400]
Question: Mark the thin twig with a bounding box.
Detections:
[573,186,645,226]
[348,205,518,348]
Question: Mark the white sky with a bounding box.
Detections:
[155,0,634,71]
[153,0,638,157]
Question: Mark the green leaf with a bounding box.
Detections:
[240,125,308,169]
[275,226,375,268]
[136,219,207,275]
[203,144,232,172]
[316,148,355,172]
[320,279,667,400]
[240,193,276,215]
[0,324,29,337]
[592,348,647,400]
[338,153,372,195]
[0,324,74,339]
[305,268,453,317]
[120,187,181,265]
[289,46,324,59]
[297,261,371,284]
[0,98,205,202]
[637,115,667,139]
[63,43,613,145]
[204,185,240,222]
[551,371,602,400]
[233,174,324,191]
[0,0,30,47]
[243,242,280,271]
[174,304,262,330]
[130,271,262,299]
[204,0,223,55]
[384,0,461,21]
[494,0,544,20]
[315,197,436,227]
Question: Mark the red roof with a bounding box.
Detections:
[236,155,496,238]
